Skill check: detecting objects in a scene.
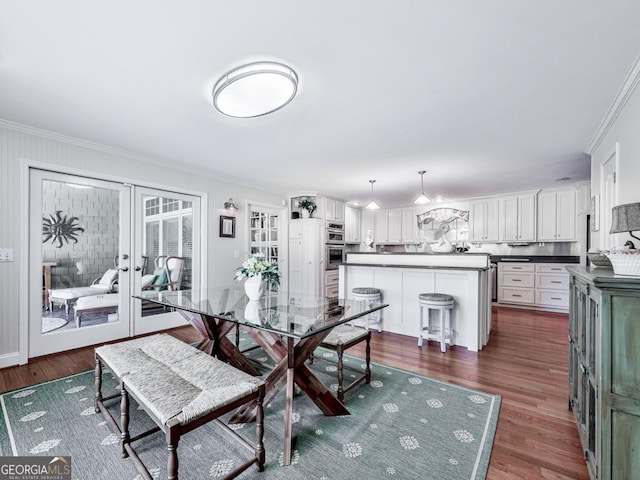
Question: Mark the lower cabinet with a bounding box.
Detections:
[568,266,640,480]
[498,262,570,311]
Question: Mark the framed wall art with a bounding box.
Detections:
[220,215,235,238]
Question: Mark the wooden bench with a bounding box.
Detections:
[94,333,265,480]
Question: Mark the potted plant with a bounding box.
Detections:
[235,252,281,300]
[297,198,317,218]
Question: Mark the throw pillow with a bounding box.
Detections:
[141,274,155,289]
[152,267,169,290]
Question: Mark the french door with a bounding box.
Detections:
[247,203,287,290]
[29,170,132,356]
[28,170,201,357]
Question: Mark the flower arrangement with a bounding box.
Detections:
[235,252,281,287]
[297,198,317,215]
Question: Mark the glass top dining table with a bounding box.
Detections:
[135,285,388,465]
[136,285,386,339]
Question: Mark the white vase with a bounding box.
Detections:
[244,274,264,301]
[244,300,264,322]
[301,209,310,218]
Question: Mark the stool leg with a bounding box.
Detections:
[418,305,424,347]
[439,307,447,353]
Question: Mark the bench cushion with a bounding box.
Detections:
[96,334,263,426]
[322,324,369,346]
[49,285,111,301]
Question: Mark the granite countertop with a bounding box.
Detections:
[348,252,490,256]
[490,255,580,264]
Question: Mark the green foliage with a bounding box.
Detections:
[297,197,317,214]
[235,252,281,287]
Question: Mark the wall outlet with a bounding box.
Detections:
[234,250,240,258]
[0,249,14,262]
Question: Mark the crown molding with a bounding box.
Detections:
[0,118,286,196]
[585,56,640,155]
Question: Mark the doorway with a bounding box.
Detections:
[28,169,202,357]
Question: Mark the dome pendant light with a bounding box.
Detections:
[365,180,380,210]
[414,170,431,205]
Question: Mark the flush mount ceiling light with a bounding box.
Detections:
[365,180,380,210]
[414,170,431,205]
[212,61,298,118]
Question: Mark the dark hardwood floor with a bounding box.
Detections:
[0,306,589,479]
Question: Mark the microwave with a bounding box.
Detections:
[326,228,345,244]
[325,245,345,270]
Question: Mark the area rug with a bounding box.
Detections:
[0,345,500,479]
[40,317,68,333]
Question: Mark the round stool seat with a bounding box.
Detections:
[418,293,453,304]
[353,287,380,295]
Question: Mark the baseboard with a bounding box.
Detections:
[0,351,22,369]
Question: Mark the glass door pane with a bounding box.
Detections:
[248,204,287,290]
[133,187,200,335]
[29,170,131,357]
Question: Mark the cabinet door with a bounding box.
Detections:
[485,199,500,241]
[325,198,336,221]
[469,200,487,242]
[335,200,345,223]
[500,196,519,242]
[555,190,576,241]
[537,191,558,241]
[401,206,417,243]
[375,209,389,243]
[518,194,537,242]
[388,208,402,243]
[345,206,361,243]
[611,411,640,479]
[361,209,375,245]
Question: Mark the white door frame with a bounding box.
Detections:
[19,159,208,364]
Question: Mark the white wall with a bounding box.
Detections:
[587,58,640,250]
[0,120,287,364]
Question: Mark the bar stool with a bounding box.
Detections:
[351,287,382,331]
[418,293,454,352]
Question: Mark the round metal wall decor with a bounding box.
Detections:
[42,210,85,248]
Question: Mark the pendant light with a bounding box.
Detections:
[365,180,380,210]
[414,170,431,205]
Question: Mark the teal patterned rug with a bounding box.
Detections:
[0,342,500,479]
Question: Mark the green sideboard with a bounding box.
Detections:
[567,266,640,479]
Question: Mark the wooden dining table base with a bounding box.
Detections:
[178,310,350,466]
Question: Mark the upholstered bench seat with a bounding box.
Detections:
[95,333,265,479]
[315,324,372,401]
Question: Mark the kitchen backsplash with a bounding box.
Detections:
[349,241,581,257]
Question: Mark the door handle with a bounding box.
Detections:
[118,267,129,272]
[134,266,143,272]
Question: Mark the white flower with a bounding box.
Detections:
[453,429,475,443]
[12,390,35,398]
[426,398,443,408]
[383,403,399,413]
[209,459,234,477]
[386,466,396,475]
[468,394,486,404]
[399,435,420,450]
[408,377,422,385]
[342,442,363,458]
[449,458,459,465]
[370,380,384,388]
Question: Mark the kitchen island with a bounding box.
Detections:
[339,252,491,351]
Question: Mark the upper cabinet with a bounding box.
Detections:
[537,188,576,242]
[345,205,361,243]
[374,207,418,244]
[324,197,345,223]
[469,198,499,242]
[361,209,375,245]
[499,193,537,242]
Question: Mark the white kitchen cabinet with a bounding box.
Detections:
[345,205,361,243]
[361,209,375,246]
[387,208,402,243]
[537,189,576,242]
[497,262,535,305]
[324,197,345,223]
[401,206,418,243]
[374,209,389,243]
[497,261,570,311]
[469,198,499,242]
[534,264,570,310]
[288,219,324,300]
[499,193,537,242]
[374,207,417,244]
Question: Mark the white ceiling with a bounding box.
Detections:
[2,1,640,207]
